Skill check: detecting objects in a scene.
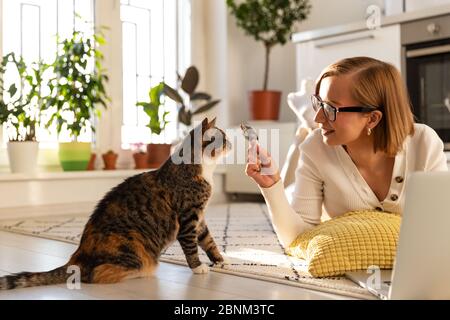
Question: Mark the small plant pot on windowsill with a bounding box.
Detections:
[102,150,118,170]
[58,142,92,171]
[87,153,97,170]
[133,152,149,169]
[7,141,39,174]
[147,143,171,169]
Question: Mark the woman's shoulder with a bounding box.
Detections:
[406,123,445,161]
[409,123,443,146]
[406,123,447,170]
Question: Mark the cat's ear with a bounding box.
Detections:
[208,117,217,128]
[201,117,209,131]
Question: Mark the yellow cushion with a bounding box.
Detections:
[286,211,401,278]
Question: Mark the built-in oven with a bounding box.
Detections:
[401,15,450,150]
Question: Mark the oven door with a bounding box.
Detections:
[406,42,450,150]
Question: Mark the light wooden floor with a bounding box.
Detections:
[0,231,353,300]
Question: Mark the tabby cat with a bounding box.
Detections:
[0,117,231,290]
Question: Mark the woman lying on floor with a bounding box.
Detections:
[245,56,448,248]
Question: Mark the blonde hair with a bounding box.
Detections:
[315,56,415,156]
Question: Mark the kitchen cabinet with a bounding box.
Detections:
[295,24,401,86]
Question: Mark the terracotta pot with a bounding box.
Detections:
[102,151,118,170]
[87,153,97,170]
[249,90,282,120]
[147,143,172,169]
[133,152,149,169]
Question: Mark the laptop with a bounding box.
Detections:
[346,171,450,300]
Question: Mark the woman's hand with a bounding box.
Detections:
[245,140,281,188]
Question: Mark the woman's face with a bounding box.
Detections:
[314,75,369,147]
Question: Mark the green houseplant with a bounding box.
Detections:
[0,52,48,173]
[45,29,109,171]
[136,82,171,168]
[164,66,220,131]
[226,0,311,120]
[136,66,220,168]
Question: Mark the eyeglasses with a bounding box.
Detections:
[311,94,377,122]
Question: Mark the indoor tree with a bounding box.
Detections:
[226,0,311,120]
[45,28,109,171]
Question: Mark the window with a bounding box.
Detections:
[1,0,192,169]
[1,0,95,148]
[120,0,191,148]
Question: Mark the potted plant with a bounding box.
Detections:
[162,66,220,139]
[0,52,48,174]
[136,66,220,168]
[136,82,172,169]
[102,150,118,170]
[45,29,109,171]
[87,153,97,170]
[131,142,148,169]
[226,0,311,120]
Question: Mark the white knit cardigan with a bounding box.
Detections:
[260,123,448,247]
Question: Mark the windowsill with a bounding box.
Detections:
[0,169,151,182]
[0,164,227,182]
[0,163,228,218]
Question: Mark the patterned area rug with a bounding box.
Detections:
[0,203,374,299]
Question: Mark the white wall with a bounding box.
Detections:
[226,0,388,125]
[193,0,298,127]
[227,19,298,125]
[191,0,229,129]
[96,0,123,155]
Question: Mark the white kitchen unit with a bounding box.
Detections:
[292,3,450,89]
[294,24,401,86]
[405,0,450,12]
[225,121,296,194]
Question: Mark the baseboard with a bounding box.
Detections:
[0,169,228,219]
[0,191,229,220]
[0,202,96,220]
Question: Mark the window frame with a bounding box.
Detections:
[0,0,192,171]
[96,0,191,169]
[0,0,97,170]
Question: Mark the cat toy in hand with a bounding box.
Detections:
[240,122,259,143]
[240,122,263,173]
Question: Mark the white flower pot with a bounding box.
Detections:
[7,141,39,174]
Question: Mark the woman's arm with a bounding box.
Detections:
[259,179,317,248]
[246,142,322,248]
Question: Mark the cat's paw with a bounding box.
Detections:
[218,254,230,265]
[213,254,229,265]
[191,263,209,274]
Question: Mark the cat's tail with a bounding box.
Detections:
[0,264,71,290]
